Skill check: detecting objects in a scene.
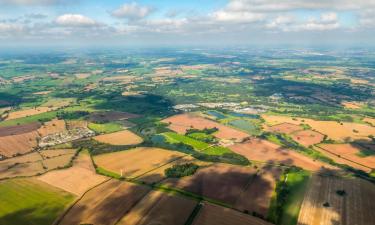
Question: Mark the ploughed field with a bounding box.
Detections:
[229,138,333,171]
[162,113,250,142]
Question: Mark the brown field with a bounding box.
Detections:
[37,119,67,137]
[341,101,363,109]
[0,149,76,179]
[66,120,88,129]
[318,144,375,170]
[118,190,197,225]
[88,111,139,123]
[291,130,325,147]
[93,130,143,145]
[38,151,108,196]
[262,114,375,141]
[58,180,150,225]
[41,98,75,108]
[0,130,39,157]
[39,149,76,158]
[94,147,186,179]
[162,113,250,142]
[5,107,53,120]
[75,73,91,79]
[0,122,40,136]
[163,163,279,216]
[229,138,334,171]
[267,122,303,134]
[363,117,375,126]
[297,175,375,225]
[192,203,273,225]
[137,156,212,184]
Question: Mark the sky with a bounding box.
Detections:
[0,0,374,47]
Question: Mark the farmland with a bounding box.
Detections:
[58,180,150,225]
[94,147,187,179]
[229,138,332,171]
[93,130,143,145]
[297,175,375,225]
[0,178,75,225]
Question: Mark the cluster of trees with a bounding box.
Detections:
[164,163,199,178]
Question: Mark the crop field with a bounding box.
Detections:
[37,119,67,137]
[267,123,303,134]
[0,178,75,225]
[262,115,375,142]
[297,175,375,225]
[118,190,197,225]
[94,147,186,179]
[162,113,249,141]
[0,149,76,179]
[0,122,40,136]
[40,98,75,108]
[162,131,210,150]
[0,130,39,157]
[229,138,332,171]
[291,130,325,147]
[317,144,375,171]
[163,163,279,215]
[38,151,108,196]
[66,120,88,129]
[58,180,150,225]
[191,203,273,225]
[5,107,55,120]
[363,117,375,126]
[93,130,143,145]
[88,111,139,123]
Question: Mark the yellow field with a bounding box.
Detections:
[262,114,375,141]
[5,107,53,120]
[93,130,143,145]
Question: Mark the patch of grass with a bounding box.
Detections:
[0,178,75,225]
[202,146,232,156]
[96,167,123,179]
[88,122,123,134]
[0,111,57,127]
[162,132,209,151]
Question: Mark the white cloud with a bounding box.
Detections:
[55,14,97,27]
[212,10,265,23]
[111,2,154,20]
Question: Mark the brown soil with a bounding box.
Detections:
[93,130,143,146]
[291,130,325,147]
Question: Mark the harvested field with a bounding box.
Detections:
[0,130,39,157]
[93,130,143,145]
[262,114,375,141]
[363,117,375,126]
[137,156,212,184]
[267,122,303,134]
[0,122,40,136]
[39,149,76,158]
[33,91,51,95]
[38,151,107,196]
[229,138,333,171]
[75,73,91,79]
[291,130,325,147]
[341,101,363,109]
[88,111,139,123]
[94,147,186,179]
[234,166,282,216]
[41,98,74,108]
[297,175,375,225]
[163,163,276,214]
[66,120,88,129]
[0,149,76,179]
[58,180,150,225]
[5,107,54,120]
[118,190,197,225]
[162,113,249,142]
[192,203,273,225]
[37,119,66,137]
[317,144,375,171]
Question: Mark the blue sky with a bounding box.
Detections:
[0,0,373,46]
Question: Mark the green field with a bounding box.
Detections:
[0,178,75,225]
[162,132,210,151]
[88,122,123,134]
[202,146,232,155]
[0,111,57,127]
